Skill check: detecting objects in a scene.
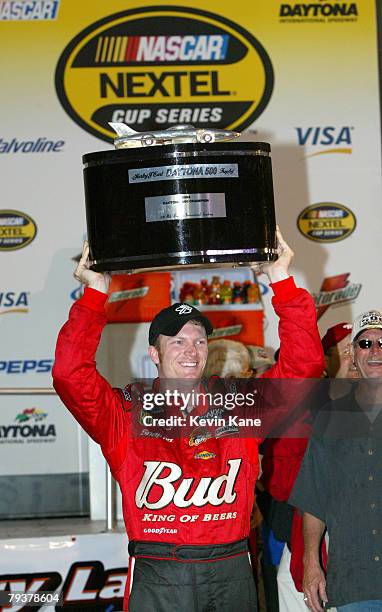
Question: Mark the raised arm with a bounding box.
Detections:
[52,243,129,468]
[251,225,294,285]
[254,227,324,379]
[73,241,110,294]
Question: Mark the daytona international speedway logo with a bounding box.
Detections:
[0,408,56,444]
[55,6,274,142]
[15,408,47,422]
[279,1,358,22]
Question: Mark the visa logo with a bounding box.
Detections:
[0,291,29,312]
[295,126,353,146]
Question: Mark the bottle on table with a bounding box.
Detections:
[241,280,251,303]
[209,275,222,304]
[193,283,208,305]
[247,282,260,303]
[200,278,210,303]
[220,280,233,304]
[180,282,197,304]
[232,281,243,304]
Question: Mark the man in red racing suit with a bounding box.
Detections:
[52,229,324,611]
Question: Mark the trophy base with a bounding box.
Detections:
[91,247,277,274]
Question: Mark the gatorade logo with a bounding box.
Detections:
[55,6,274,142]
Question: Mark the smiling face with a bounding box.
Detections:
[148,320,208,379]
[352,328,382,379]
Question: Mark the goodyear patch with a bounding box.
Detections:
[0,210,37,251]
[55,6,274,142]
[297,203,356,242]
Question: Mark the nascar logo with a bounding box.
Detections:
[95,35,229,64]
[306,209,345,219]
[0,0,59,21]
[55,7,274,141]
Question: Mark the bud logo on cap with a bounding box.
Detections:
[175,304,193,315]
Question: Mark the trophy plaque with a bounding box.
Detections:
[83,124,277,272]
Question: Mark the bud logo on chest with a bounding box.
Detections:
[136,458,241,510]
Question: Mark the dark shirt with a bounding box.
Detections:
[289,389,382,608]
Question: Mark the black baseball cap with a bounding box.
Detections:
[149,303,213,346]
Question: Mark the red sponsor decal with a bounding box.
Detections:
[313,274,362,320]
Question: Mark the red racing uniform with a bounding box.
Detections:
[52,276,324,611]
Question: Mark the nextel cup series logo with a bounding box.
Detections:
[55,6,274,142]
[297,202,356,242]
[0,210,37,251]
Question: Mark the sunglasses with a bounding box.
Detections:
[356,338,382,350]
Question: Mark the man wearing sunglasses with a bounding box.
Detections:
[290,309,382,612]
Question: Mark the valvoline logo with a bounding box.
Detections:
[296,126,353,158]
[15,408,48,423]
[55,6,274,141]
